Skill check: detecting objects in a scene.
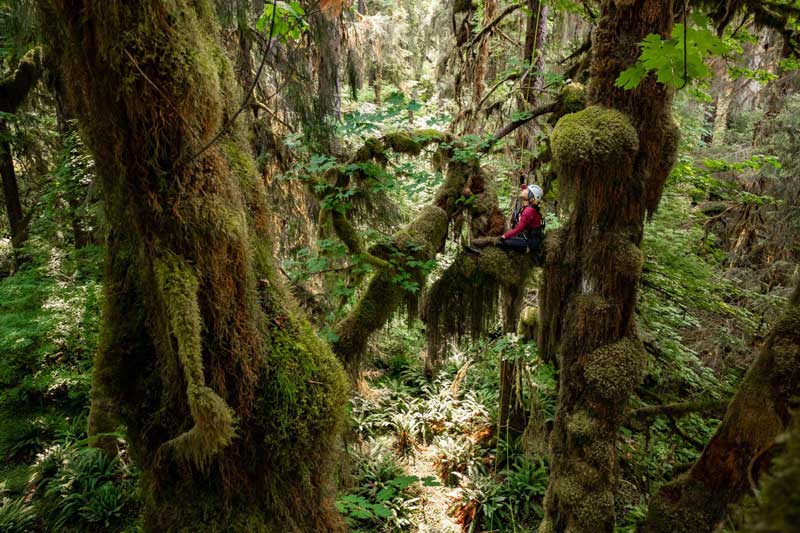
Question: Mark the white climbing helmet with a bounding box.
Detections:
[527,184,544,201]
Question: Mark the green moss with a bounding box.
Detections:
[573,489,614,528]
[538,516,555,533]
[154,254,236,469]
[558,82,586,115]
[393,205,449,257]
[553,475,586,508]
[614,239,644,279]
[645,476,716,533]
[543,228,565,266]
[585,440,613,468]
[517,305,539,340]
[474,247,527,286]
[551,105,639,173]
[383,131,423,155]
[353,136,387,163]
[583,337,646,403]
[566,410,601,441]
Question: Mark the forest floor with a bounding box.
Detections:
[344,340,547,532]
[408,439,461,532]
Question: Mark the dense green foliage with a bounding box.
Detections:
[1,0,798,530]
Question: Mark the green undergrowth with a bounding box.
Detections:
[344,322,556,532]
[0,242,101,465]
[0,242,140,532]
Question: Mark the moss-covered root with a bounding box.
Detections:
[643,289,800,533]
[154,254,236,469]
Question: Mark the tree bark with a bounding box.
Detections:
[538,1,679,531]
[498,284,528,437]
[710,74,733,147]
[40,1,347,530]
[0,48,44,260]
[0,122,27,254]
[644,280,800,532]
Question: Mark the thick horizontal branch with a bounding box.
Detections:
[628,399,729,421]
[480,101,559,153]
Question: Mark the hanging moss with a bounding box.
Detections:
[423,253,503,361]
[153,253,237,469]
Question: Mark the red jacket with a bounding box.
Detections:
[503,205,542,239]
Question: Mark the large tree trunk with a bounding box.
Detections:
[41,1,347,530]
[644,280,800,532]
[521,0,547,107]
[538,1,678,531]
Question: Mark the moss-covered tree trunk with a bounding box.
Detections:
[644,280,800,532]
[0,122,27,253]
[538,1,678,531]
[0,48,44,263]
[41,1,347,530]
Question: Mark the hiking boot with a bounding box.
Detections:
[464,245,482,256]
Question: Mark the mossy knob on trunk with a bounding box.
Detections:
[550,105,639,174]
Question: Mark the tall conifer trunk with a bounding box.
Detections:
[538,1,678,531]
[40,1,348,530]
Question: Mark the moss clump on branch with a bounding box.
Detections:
[573,489,614,528]
[566,410,601,441]
[556,82,587,116]
[391,205,449,258]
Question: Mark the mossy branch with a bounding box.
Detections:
[155,254,236,470]
[0,48,43,113]
[330,210,391,269]
[628,399,729,421]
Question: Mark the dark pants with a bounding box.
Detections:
[499,235,541,254]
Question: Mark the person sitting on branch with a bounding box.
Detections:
[499,183,545,253]
[466,183,545,256]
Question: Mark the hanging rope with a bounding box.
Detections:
[677,0,689,90]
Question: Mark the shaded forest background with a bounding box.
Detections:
[0,0,799,531]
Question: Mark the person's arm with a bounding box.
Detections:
[503,207,534,239]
